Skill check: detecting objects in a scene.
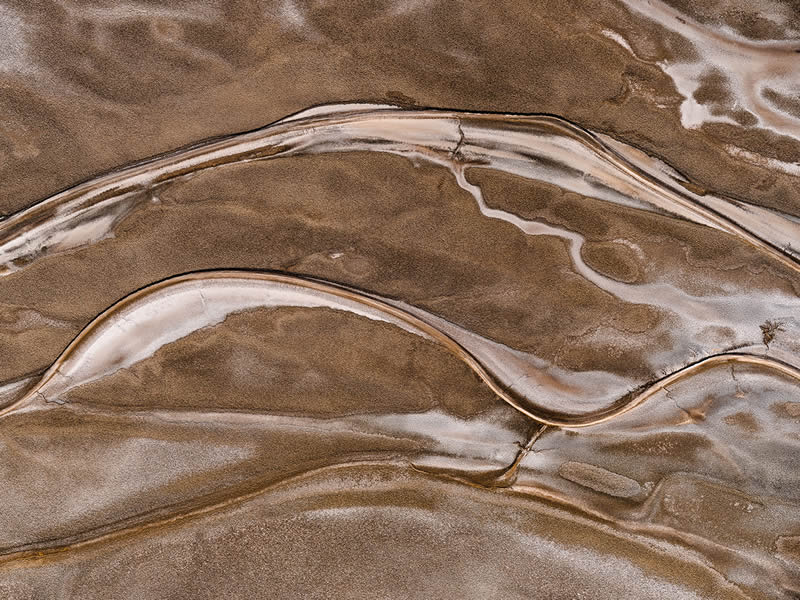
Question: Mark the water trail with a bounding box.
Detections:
[451,164,764,321]
[2,270,798,428]
[619,0,800,144]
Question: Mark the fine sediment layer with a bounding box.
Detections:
[3,2,800,598]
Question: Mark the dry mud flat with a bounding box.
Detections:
[1,1,800,599]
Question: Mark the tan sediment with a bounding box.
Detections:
[3,4,800,595]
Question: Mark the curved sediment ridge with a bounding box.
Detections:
[2,269,798,428]
[1,103,799,278]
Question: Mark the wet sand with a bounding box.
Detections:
[1,1,800,599]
